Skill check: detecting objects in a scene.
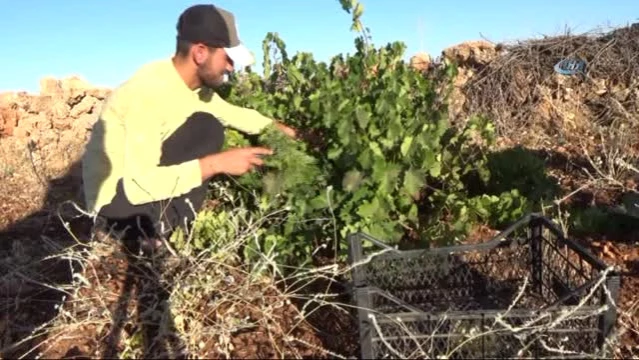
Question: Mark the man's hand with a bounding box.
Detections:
[199,147,273,180]
[274,121,297,139]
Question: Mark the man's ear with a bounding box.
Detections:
[192,44,210,65]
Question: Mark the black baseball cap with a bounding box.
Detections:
[176,4,254,67]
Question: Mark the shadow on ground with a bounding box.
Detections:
[465,145,639,240]
[464,145,562,208]
[0,159,186,359]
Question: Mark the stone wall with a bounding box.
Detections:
[0,76,111,183]
[0,76,110,142]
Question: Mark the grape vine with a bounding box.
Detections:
[186,0,531,269]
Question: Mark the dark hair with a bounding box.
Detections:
[175,38,193,57]
[175,38,221,59]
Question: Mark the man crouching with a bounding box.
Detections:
[81,4,296,254]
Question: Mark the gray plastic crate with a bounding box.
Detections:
[347,213,620,359]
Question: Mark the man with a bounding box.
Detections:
[81,4,296,252]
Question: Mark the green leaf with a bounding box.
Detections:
[403,169,425,197]
[400,136,413,156]
[357,150,373,169]
[368,123,381,138]
[379,137,394,149]
[353,2,364,18]
[408,203,418,222]
[374,159,400,194]
[292,94,302,110]
[351,186,371,203]
[309,194,329,210]
[338,99,350,112]
[368,142,383,157]
[328,147,342,160]
[357,197,379,218]
[338,0,352,12]
[337,119,353,144]
[429,161,441,177]
[356,105,371,129]
[288,66,304,84]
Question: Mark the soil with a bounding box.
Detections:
[1,219,359,359]
[587,239,639,359]
[36,244,345,359]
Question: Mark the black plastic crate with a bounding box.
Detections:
[347,213,621,359]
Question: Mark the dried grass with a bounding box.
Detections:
[0,187,359,359]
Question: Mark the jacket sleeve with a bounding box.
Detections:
[203,90,274,135]
[115,88,204,206]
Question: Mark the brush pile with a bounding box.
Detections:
[457,23,639,152]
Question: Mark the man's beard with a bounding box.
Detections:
[197,67,224,89]
[200,74,224,89]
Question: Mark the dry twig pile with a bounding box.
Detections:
[461,23,639,150]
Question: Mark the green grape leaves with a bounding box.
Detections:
[204,31,528,270]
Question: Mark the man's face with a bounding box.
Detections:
[194,46,234,88]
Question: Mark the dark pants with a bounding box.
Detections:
[98,112,225,243]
